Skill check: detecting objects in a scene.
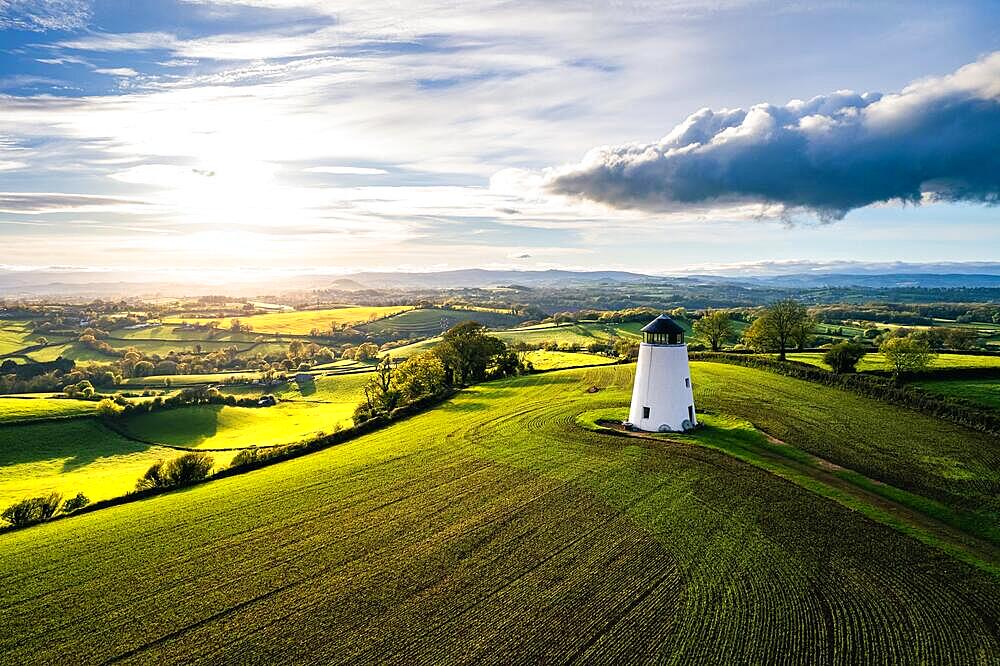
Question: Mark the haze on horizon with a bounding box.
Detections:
[1,0,998,277]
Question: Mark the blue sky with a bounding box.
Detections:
[0,0,998,277]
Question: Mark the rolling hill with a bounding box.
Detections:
[1,363,997,663]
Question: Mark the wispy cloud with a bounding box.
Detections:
[0,192,145,214]
[305,166,388,175]
[93,67,139,77]
[0,0,91,32]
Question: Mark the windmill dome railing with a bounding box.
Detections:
[642,331,684,345]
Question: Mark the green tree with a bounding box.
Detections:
[392,352,447,402]
[1,493,63,527]
[693,310,733,351]
[433,321,506,385]
[880,336,936,379]
[823,342,866,373]
[743,300,811,360]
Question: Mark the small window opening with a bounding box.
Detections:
[642,406,650,419]
[684,377,690,388]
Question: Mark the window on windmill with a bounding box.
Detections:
[684,377,690,388]
[642,406,650,419]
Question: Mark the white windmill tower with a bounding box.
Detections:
[627,314,697,432]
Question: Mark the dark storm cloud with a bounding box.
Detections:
[544,53,1000,221]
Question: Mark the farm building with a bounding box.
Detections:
[627,314,697,432]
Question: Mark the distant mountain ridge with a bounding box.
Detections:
[1,266,1000,297]
[339,269,654,288]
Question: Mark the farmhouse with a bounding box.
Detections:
[627,314,697,432]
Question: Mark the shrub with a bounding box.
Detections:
[61,492,90,513]
[1,493,63,527]
[96,397,124,418]
[136,453,214,491]
[823,342,867,374]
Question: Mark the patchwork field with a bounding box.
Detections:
[0,374,368,505]
[165,305,412,335]
[1,364,997,663]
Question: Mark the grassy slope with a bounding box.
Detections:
[0,419,239,506]
[119,374,368,449]
[360,307,522,337]
[0,395,98,423]
[166,306,412,335]
[0,365,997,663]
[0,322,36,355]
[524,349,617,370]
[912,378,1000,409]
[694,362,999,530]
[0,375,367,505]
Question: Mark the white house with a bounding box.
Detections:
[627,314,697,432]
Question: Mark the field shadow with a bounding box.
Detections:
[103,405,224,456]
[0,420,158,473]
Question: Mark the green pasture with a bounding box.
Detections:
[787,351,1000,372]
[524,349,617,370]
[119,374,368,449]
[0,418,238,506]
[0,395,98,423]
[0,374,368,505]
[0,322,38,355]
[912,378,1000,410]
[360,307,522,338]
[0,363,996,663]
[165,305,412,335]
[493,321,643,346]
[113,325,258,343]
[381,337,441,359]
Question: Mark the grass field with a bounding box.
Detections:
[0,322,37,355]
[912,378,1000,410]
[524,349,617,370]
[121,371,264,387]
[493,321,644,346]
[0,395,98,423]
[787,351,1000,372]
[113,325,258,343]
[0,375,367,506]
[166,306,412,335]
[495,319,749,349]
[360,307,522,338]
[0,418,239,506]
[0,364,997,663]
[119,374,368,449]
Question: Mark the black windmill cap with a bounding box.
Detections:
[640,314,686,335]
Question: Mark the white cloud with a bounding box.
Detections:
[305,166,388,175]
[94,67,139,77]
[0,0,90,32]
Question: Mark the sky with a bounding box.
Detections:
[0,0,998,278]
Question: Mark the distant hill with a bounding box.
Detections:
[340,269,656,288]
[691,273,1000,289]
